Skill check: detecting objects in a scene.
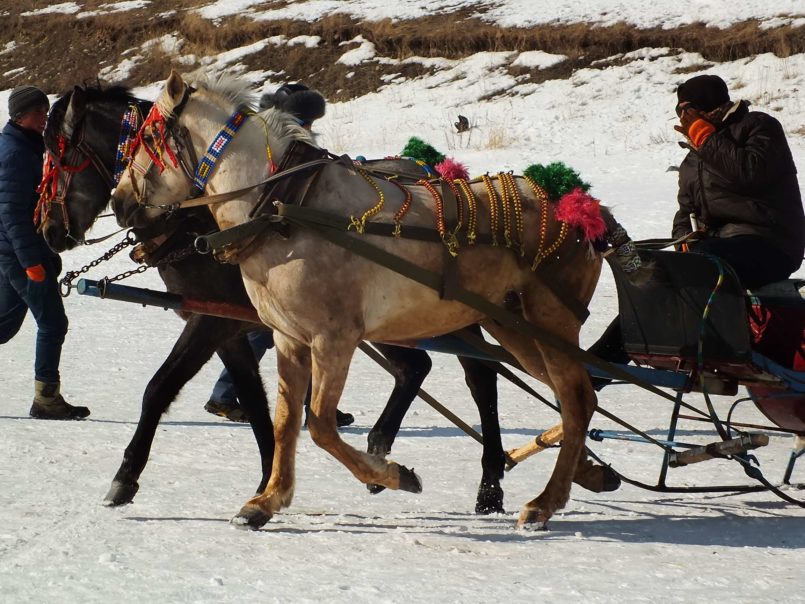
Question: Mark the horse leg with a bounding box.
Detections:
[520,346,596,527]
[232,332,310,529]
[484,296,597,527]
[367,345,431,457]
[364,344,431,494]
[214,337,275,495]
[457,351,505,514]
[104,315,258,505]
[306,337,423,495]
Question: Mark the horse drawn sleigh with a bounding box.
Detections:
[37,72,805,531]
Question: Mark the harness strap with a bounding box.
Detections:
[164,157,335,211]
[276,202,680,405]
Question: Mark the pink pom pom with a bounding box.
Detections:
[554,188,607,241]
[435,158,469,181]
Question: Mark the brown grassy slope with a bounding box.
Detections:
[1,5,803,99]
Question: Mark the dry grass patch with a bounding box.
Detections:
[0,7,803,99]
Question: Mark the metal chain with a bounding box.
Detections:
[59,231,138,297]
[59,231,198,297]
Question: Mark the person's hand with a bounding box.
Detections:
[25,264,46,282]
[674,104,715,148]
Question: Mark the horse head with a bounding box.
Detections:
[112,70,316,232]
[40,84,147,251]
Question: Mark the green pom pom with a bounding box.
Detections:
[400,137,446,167]
[523,162,591,200]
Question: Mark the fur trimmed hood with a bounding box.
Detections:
[259,86,326,125]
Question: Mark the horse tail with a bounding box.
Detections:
[600,207,644,277]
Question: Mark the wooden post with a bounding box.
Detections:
[505,423,563,468]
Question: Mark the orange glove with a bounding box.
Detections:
[25,264,46,282]
[674,105,715,148]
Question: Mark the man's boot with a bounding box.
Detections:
[30,380,90,420]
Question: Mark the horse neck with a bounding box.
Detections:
[183,100,290,227]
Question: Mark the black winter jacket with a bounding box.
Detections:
[672,102,805,271]
[0,120,54,268]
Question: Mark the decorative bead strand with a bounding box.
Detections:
[496,172,513,250]
[522,175,552,269]
[418,178,459,256]
[481,174,500,246]
[444,178,465,238]
[388,177,412,237]
[349,167,385,234]
[502,173,525,255]
[456,179,478,244]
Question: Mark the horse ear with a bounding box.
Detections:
[166,70,186,106]
[62,85,86,142]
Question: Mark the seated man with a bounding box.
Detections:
[590,74,805,383]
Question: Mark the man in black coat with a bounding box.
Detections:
[588,74,805,386]
[0,85,89,419]
[673,74,805,288]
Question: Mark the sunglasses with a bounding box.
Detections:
[675,102,696,117]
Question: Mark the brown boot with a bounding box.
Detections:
[29,381,90,420]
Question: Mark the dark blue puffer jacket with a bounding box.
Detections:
[0,120,53,268]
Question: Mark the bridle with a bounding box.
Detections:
[122,86,335,217]
[124,85,202,212]
[36,97,149,244]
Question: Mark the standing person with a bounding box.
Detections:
[0,86,89,419]
[589,74,805,385]
[204,83,353,427]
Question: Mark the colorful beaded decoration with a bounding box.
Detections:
[113,103,142,185]
[192,109,248,192]
[349,168,385,233]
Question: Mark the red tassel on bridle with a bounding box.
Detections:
[34,134,90,228]
[128,104,179,174]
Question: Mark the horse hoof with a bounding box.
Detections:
[103,480,139,507]
[516,507,550,530]
[398,466,423,493]
[475,485,505,515]
[573,462,621,493]
[231,505,272,530]
[367,483,386,495]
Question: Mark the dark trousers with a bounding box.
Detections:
[210,329,274,404]
[590,235,800,366]
[689,235,797,290]
[0,255,68,383]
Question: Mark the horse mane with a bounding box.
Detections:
[183,73,316,146]
[45,83,139,146]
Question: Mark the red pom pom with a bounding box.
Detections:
[554,188,607,241]
[435,158,469,181]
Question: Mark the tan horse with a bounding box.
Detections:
[112,71,635,530]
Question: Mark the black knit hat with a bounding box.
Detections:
[8,85,50,120]
[259,83,325,125]
[676,75,730,113]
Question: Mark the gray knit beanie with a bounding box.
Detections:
[8,85,50,120]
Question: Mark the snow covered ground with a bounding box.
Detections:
[2,2,805,603]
